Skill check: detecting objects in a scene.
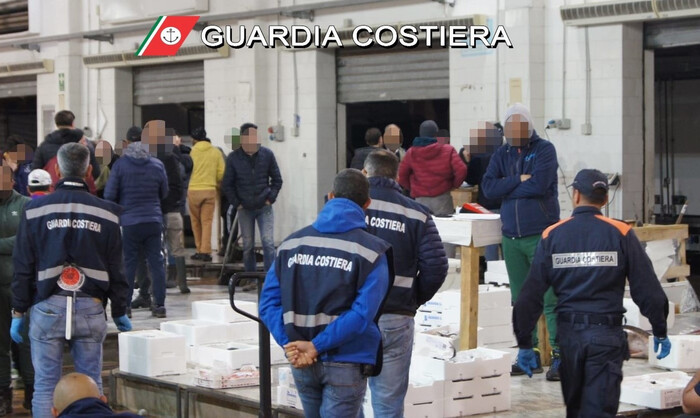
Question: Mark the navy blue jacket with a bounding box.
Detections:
[157,152,183,214]
[58,397,141,417]
[104,143,168,227]
[366,177,448,314]
[481,133,559,237]
[12,178,130,318]
[223,147,282,210]
[513,206,669,348]
[260,198,392,365]
[13,162,31,197]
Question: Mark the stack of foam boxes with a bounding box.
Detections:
[276,366,304,410]
[160,299,288,371]
[409,348,511,417]
[623,298,675,331]
[118,330,187,377]
[416,285,515,348]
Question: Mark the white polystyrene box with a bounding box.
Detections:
[486,260,507,275]
[270,343,288,365]
[478,285,511,310]
[446,348,511,381]
[478,307,512,328]
[277,385,303,409]
[484,271,509,286]
[160,319,232,346]
[278,366,295,388]
[444,389,510,417]
[404,380,444,418]
[118,330,187,377]
[648,335,700,371]
[420,290,461,313]
[227,320,261,341]
[478,325,515,346]
[620,371,692,409]
[195,341,259,369]
[414,325,459,360]
[623,298,675,330]
[118,330,187,359]
[120,354,186,377]
[410,355,446,381]
[192,299,258,323]
[415,310,459,328]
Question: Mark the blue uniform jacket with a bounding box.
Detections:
[513,206,669,348]
[103,143,168,227]
[58,397,141,417]
[12,178,130,318]
[366,176,447,314]
[259,198,391,365]
[481,132,560,237]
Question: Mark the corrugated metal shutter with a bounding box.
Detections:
[0,75,36,98]
[645,17,700,49]
[337,48,449,103]
[133,61,204,106]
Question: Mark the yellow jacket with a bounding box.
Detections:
[189,141,225,191]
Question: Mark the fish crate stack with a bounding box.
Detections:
[118,299,288,386]
[620,371,693,409]
[416,285,515,348]
[408,348,512,417]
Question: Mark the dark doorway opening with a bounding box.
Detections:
[345,99,449,168]
[140,102,205,140]
[0,95,37,150]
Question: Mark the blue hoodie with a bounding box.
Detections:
[259,198,391,365]
[104,142,168,227]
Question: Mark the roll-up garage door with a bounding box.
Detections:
[337,48,449,103]
[645,17,700,49]
[0,75,36,99]
[133,61,204,106]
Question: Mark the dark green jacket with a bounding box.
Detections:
[0,191,30,285]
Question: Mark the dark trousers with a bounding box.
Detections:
[558,320,629,418]
[0,286,33,388]
[123,222,166,307]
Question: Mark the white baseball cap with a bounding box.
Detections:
[28,169,52,187]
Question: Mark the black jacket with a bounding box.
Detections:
[460,149,502,210]
[158,152,183,214]
[350,146,380,170]
[223,147,283,210]
[32,128,101,179]
[58,397,141,417]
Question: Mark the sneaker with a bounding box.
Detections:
[152,305,167,318]
[546,350,561,381]
[511,348,544,376]
[131,295,151,310]
[190,253,202,260]
[199,254,212,262]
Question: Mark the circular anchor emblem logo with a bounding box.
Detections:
[161,27,181,45]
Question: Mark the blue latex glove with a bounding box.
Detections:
[10,317,24,344]
[517,348,538,378]
[114,315,132,332]
[654,336,671,360]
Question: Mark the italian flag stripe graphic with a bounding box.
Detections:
[136,16,200,57]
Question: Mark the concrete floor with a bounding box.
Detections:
[108,271,697,417]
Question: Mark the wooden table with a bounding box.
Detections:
[433,214,502,350]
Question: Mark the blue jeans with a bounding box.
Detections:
[29,295,107,418]
[238,205,275,273]
[123,222,166,307]
[366,314,414,418]
[292,362,367,418]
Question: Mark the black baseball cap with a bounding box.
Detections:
[571,169,609,198]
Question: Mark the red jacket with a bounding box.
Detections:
[398,139,467,198]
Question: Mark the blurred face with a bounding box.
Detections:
[383,125,402,152]
[0,166,13,199]
[95,140,113,166]
[241,128,260,155]
[468,121,502,154]
[143,120,173,155]
[504,114,530,147]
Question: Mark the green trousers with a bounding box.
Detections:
[502,235,558,349]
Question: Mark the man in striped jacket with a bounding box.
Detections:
[363,149,448,417]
